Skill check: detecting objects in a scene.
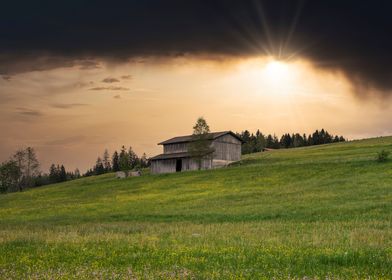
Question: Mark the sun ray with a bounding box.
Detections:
[282,0,306,57]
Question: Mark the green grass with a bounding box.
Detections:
[1,137,392,279]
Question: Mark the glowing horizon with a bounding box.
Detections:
[1,55,392,172]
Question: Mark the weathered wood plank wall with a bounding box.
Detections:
[163,143,188,154]
[151,157,212,174]
[151,159,177,174]
[212,134,241,161]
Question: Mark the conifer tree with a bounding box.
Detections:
[94,157,105,175]
[112,151,120,172]
[303,134,308,146]
[74,168,81,178]
[241,130,252,154]
[140,153,149,168]
[59,165,67,182]
[272,134,280,149]
[103,149,111,172]
[119,146,131,172]
[49,164,58,183]
[255,130,266,152]
[266,134,274,149]
[128,146,138,169]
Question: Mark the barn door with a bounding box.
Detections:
[176,159,182,172]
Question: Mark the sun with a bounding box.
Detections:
[264,60,290,82]
[233,57,302,97]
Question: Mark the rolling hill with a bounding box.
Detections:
[1,137,392,279]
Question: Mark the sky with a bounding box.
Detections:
[1,0,392,172]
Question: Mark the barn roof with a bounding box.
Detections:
[158,131,243,145]
[150,150,215,161]
[150,152,191,160]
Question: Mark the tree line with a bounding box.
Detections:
[0,145,149,194]
[238,129,346,154]
[48,164,81,184]
[84,146,149,176]
[0,128,345,193]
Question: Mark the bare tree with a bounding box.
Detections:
[25,147,40,184]
[13,149,26,191]
[12,147,40,191]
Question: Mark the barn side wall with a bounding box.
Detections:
[212,134,242,161]
[151,159,177,174]
[151,157,212,174]
[182,157,212,171]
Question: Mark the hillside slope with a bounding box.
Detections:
[0,137,392,279]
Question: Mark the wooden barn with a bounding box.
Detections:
[150,131,243,174]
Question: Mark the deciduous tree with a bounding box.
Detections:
[188,117,215,170]
[0,160,21,193]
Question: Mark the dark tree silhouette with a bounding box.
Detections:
[238,129,346,155]
[112,151,120,172]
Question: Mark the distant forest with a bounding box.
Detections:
[0,128,345,193]
[237,129,346,155]
[83,146,149,177]
[0,146,149,194]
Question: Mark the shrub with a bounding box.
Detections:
[376,150,390,162]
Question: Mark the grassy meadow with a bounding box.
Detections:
[0,137,392,279]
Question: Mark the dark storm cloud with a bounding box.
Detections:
[1,0,392,95]
[0,54,99,75]
[78,60,101,70]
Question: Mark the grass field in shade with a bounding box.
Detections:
[0,137,392,279]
